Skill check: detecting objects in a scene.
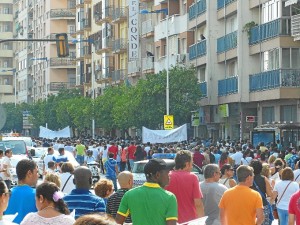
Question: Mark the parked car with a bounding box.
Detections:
[132,158,204,187]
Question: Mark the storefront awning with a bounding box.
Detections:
[285,0,298,7]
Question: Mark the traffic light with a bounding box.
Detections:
[55,33,69,57]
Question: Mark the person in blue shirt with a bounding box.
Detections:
[63,166,105,219]
[5,159,39,224]
[105,152,119,191]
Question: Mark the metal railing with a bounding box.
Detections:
[50,9,76,18]
[249,18,291,45]
[49,82,76,91]
[83,18,91,28]
[141,19,154,36]
[189,0,206,20]
[217,30,237,53]
[199,81,207,97]
[84,45,91,55]
[217,0,237,10]
[218,76,238,96]
[112,69,127,81]
[142,57,154,71]
[94,37,113,51]
[112,38,127,52]
[249,69,300,92]
[189,40,206,60]
[292,14,300,37]
[128,60,140,74]
[94,7,113,23]
[49,58,76,67]
[112,7,127,21]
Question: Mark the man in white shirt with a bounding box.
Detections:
[231,147,243,166]
[2,149,13,189]
[43,147,56,173]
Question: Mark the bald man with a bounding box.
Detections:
[63,166,106,219]
[106,171,133,223]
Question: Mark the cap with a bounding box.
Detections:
[144,159,174,177]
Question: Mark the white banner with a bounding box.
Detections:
[142,124,187,144]
[128,0,139,60]
[39,126,71,139]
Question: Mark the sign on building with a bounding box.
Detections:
[128,0,139,60]
[164,115,174,130]
[191,111,200,126]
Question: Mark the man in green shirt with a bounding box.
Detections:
[75,140,86,165]
[116,158,178,225]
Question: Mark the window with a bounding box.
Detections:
[263,48,279,71]
[292,48,300,69]
[282,48,290,68]
[262,106,275,124]
[280,105,297,122]
[262,0,280,23]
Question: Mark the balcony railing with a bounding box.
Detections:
[249,18,291,45]
[49,57,76,67]
[189,0,206,21]
[50,9,76,18]
[94,7,113,24]
[218,76,238,96]
[217,30,237,53]
[112,69,126,81]
[199,81,207,98]
[128,60,140,74]
[83,18,91,29]
[249,69,300,92]
[112,38,127,52]
[217,0,237,10]
[84,45,91,56]
[142,57,154,71]
[189,40,206,60]
[94,37,113,52]
[292,14,300,37]
[112,8,127,22]
[49,82,76,91]
[97,67,114,80]
[141,19,154,36]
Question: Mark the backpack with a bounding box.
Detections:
[209,152,215,163]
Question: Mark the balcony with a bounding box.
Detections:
[76,0,84,7]
[217,31,237,53]
[217,0,237,10]
[249,18,291,45]
[94,37,113,54]
[112,38,127,53]
[249,69,300,92]
[50,9,76,19]
[112,69,126,82]
[83,17,91,30]
[112,8,128,23]
[292,14,300,40]
[199,81,207,98]
[218,76,238,96]
[94,7,113,25]
[49,57,76,68]
[84,45,92,57]
[142,57,154,72]
[0,50,13,57]
[189,40,206,60]
[128,60,141,75]
[49,82,76,91]
[0,13,13,21]
[189,0,206,21]
[141,19,154,37]
[0,85,13,94]
[96,67,114,83]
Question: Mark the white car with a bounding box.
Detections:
[132,159,204,187]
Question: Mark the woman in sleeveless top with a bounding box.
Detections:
[219,164,236,189]
[250,160,274,225]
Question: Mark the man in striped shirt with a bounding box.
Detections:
[106,171,133,223]
[63,166,106,219]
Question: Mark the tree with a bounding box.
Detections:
[0,103,23,132]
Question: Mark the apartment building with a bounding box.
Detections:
[14,0,76,103]
[187,0,300,144]
[0,0,15,104]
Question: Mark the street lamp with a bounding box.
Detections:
[31,57,48,100]
[72,38,96,139]
[1,68,17,107]
[140,8,170,115]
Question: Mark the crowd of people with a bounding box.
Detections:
[1,136,300,225]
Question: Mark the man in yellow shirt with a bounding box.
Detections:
[75,140,86,166]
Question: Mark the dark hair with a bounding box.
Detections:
[249,159,262,175]
[74,214,116,225]
[36,182,70,215]
[108,152,114,158]
[0,180,7,194]
[175,150,192,170]
[61,162,75,173]
[221,164,232,175]
[16,159,37,181]
[48,161,55,168]
[4,149,11,155]
[58,148,64,154]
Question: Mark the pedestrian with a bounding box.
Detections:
[63,166,106,219]
[106,171,133,223]
[0,181,17,225]
[94,178,114,205]
[20,182,75,225]
[5,159,39,224]
[44,173,61,187]
[59,162,75,194]
[115,158,178,225]
[127,142,136,171]
[75,140,85,166]
[120,144,127,172]
[105,152,119,191]
[134,145,146,161]
[288,188,300,224]
[219,164,236,188]
[193,146,205,168]
[200,164,227,225]
[1,149,13,189]
[219,165,265,225]
[165,150,204,224]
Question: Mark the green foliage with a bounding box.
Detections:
[243,21,257,38]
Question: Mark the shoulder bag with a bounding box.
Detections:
[273,181,293,219]
[61,174,72,192]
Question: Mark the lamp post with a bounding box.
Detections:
[1,68,17,107]
[31,57,48,100]
[140,8,170,115]
[72,38,95,139]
